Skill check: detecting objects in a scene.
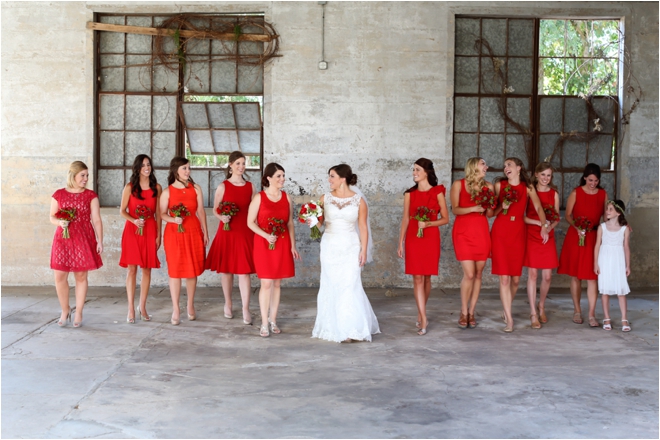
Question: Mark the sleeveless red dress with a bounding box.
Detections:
[452,179,490,261]
[253,191,295,279]
[523,188,558,269]
[119,187,160,269]
[205,181,255,274]
[50,188,103,272]
[405,185,446,275]
[491,181,527,276]
[558,187,606,280]
[163,185,205,278]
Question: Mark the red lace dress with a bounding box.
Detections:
[523,188,558,269]
[491,182,528,276]
[50,188,103,272]
[405,185,446,275]
[119,187,161,269]
[252,191,295,279]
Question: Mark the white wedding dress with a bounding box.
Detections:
[312,192,380,342]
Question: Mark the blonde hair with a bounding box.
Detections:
[67,161,88,189]
[464,157,487,198]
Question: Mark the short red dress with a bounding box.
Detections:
[205,181,255,274]
[50,188,103,272]
[558,187,607,280]
[491,181,528,276]
[253,191,295,279]
[119,186,160,269]
[163,185,205,278]
[523,188,558,269]
[405,185,446,275]
[452,179,490,261]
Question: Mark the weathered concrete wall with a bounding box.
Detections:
[2,2,657,288]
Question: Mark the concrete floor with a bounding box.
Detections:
[1,285,658,439]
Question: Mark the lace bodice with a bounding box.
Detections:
[600,223,627,247]
[324,193,361,234]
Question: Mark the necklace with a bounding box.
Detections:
[265,190,281,202]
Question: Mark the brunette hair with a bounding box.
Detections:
[495,157,532,189]
[531,162,558,191]
[464,157,487,198]
[579,163,603,188]
[328,164,358,186]
[405,158,438,193]
[66,161,88,189]
[167,156,195,186]
[129,154,158,200]
[609,199,628,226]
[226,151,247,179]
[261,162,285,188]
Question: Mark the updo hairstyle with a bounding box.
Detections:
[328,164,358,186]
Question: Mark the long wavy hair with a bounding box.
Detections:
[167,156,195,186]
[405,158,438,194]
[129,154,158,200]
[580,163,603,188]
[495,157,532,189]
[464,157,488,198]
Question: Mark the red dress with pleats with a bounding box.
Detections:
[558,187,606,280]
[253,191,295,279]
[163,185,205,278]
[119,187,161,269]
[205,181,255,274]
[523,188,558,269]
[405,185,446,275]
[50,188,103,272]
[491,182,527,276]
[452,180,491,261]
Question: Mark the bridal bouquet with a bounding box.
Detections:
[54,207,76,239]
[470,186,496,214]
[169,203,191,233]
[134,205,153,236]
[573,216,593,247]
[501,184,518,215]
[298,201,323,240]
[411,206,435,238]
[265,217,286,250]
[217,201,239,231]
[543,204,560,224]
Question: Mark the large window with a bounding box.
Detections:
[453,18,621,206]
[94,14,264,207]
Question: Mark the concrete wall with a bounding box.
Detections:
[2,1,658,288]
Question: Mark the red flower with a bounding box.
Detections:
[54,207,76,239]
[169,203,191,233]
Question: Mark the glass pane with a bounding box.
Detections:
[454,57,479,94]
[99,94,124,130]
[190,170,210,207]
[154,169,169,190]
[126,55,152,92]
[237,64,263,94]
[238,130,260,153]
[506,97,530,131]
[235,103,261,129]
[212,40,236,56]
[126,95,151,130]
[506,135,529,169]
[508,19,535,56]
[210,170,226,201]
[539,97,563,133]
[564,97,588,132]
[153,96,177,131]
[562,139,587,168]
[211,130,239,152]
[152,132,176,168]
[97,169,124,207]
[100,131,124,167]
[454,97,479,133]
[211,61,238,94]
[506,58,533,95]
[600,172,615,199]
[99,54,124,92]
[153,64,179,93]
[479,98,504,133]
[587,59,618,96]
[239,41,264,56]
[125,131,151,166]
[479,134,505,168]
[539,58,565,95]
[185,56,210,93]
[539,20,566,57]
[591,97,616,133]
[482,19,507,56]
[455,18,480,56]
[588,135,614,170]
[562,172,582,207]
[480,57,502,94]
[182,103,209,129]
[453,134,477,169]
[187,38,210,55]
[126,16,152,54]
[99,16,125,53]
[207,104,236,129]
[539,134,561,167]
[187,130,214,153]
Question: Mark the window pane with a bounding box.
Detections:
[506,58,533,95]
[562,172,582,207]
[235,103,261,129]
[600,172,615,198]
[480,134,505,168]
[539,97,563,133]
[480,57,502,94]
[506,135,529,169]
[153,63,179,93]
[237,64,263,94]
[182,103,209,129]
[506,97,530,131]
[564,97,588,132]
[453,134,477,168]
[152,132,176,168]
[539,20,566,57]
[562,139,587,168]
[125,131,151,166]
[100,55,125,92]
[99,16,125,53]
[207,104,236,129]
[100,131,124,166]
[211,61,238,94]
[153,96,177,131]
[190,170,210,207]
[238,130,261,153]
[185,56,211,93]
[479,98,504,133]
[154,169,169,189]
[454,57,479,94]
[539,58,565,95]
[187,130,214,153]
[508,20,535,56]
[187,38,210,56]
[454,97,479,132]
[539,134,561,167]
[100,94,124,130]
[591,97,616,133]
[482,19,507,56]
[126,95,151,130]
[126,55,152,92]
[455,18,480,56]
[212,130,239,152]
[126,16,152,53]
[97,169,124,207]
[588,135,614,170]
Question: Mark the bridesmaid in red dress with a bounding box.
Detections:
[558,163,608,327]
[450,157,495,329]
[523,162,560,328]
[49,161,103,328]
[492,157,548,332]
[119,155,161,324]
[206,151,257,324]
[247,163,300,337]
[397,158,449,335]
[160,157,208,325]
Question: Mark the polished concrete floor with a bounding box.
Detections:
[1,285,658,439]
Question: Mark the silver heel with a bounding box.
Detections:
[137,306,151,321]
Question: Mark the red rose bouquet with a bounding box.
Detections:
[470,186,496,215]
[501,184,519,215]
[264,217,286,250]
[411,206,436,238]
[298,201,324,240]
[134,205,153,236]
[169,203,191,233]
[217,202,239,231]
[573,216,593,246]
[54,207,76,239]
[543,204,560,224]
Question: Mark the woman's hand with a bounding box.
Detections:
[358,249,368,267]
[594,263,600,275]
[417,221,428,230]
[305,217,319,227]
[96,242,103,254]
[156,235,161,250]
[219,215,231,224]
[203,232,209,247]
[266,233,277,245]
[291,247,301,260]
[540,225,549,244]
[134,218,145,228]
[502,200,511,211]
[397,243,404,259]
[59,220,70,228]
[472,205,485,214]
[173,216,183,225]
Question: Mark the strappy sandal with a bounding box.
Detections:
[468,314,477,328]
[573,312,583,325]
[269,321,281,334]
[417,328,427,336]
[259,325,270,337]
[530,314,541,329]
[621,320,631,332]
[602,318,612,331]
[538,308,548,323]
[458,313,468,329]
[588,316,600,328]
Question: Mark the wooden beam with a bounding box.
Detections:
[86,22,275,42]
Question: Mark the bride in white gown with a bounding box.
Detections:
[311,164,380,343]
